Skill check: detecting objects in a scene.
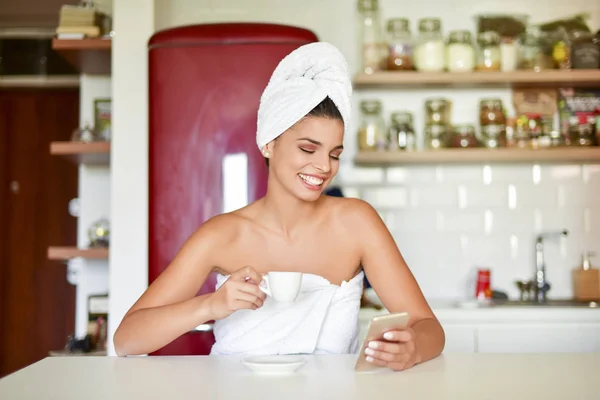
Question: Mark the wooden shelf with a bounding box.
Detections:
[353,70,600,88]
[354,147,600,165]
[50,141,110,165]
[0,76,80,88]
[48,246,109,260]
[52,38,111,75]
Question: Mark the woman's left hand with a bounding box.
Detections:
[364,328,420,371]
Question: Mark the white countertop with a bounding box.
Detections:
[1,354,599,399]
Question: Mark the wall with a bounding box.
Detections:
[107,0,154,356]
[107,0,600,353]
[152,0,600,300]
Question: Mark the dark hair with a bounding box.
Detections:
[264,97,342,167]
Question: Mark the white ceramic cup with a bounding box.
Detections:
[258,272,303,302]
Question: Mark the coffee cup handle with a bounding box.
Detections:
[258,275,272,297]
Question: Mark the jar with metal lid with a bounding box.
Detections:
[480,124,506,148]
[386,18,414,70]
[358,0,385,74]
[388,111,416,150]
[414,18,445,72]
[424,124,448,149]
[476,31,501,71]
[425,98,451,125]
[357,100,387,151]
[479,99,506,126]
[449,124,479,148]
[446,30,474,72]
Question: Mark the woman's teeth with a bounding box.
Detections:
[299,173,324,186]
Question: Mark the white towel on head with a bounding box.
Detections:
[256,42,353,151]
[210,271,364,356]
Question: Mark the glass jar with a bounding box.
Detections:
[425,98,451,125]
[518,28,553,71]
[388,111,416,150]
[449,124,479,148]
[357,100,387,151]
[479,99,506,126]
[424,124,448,149]
[386,18,414,70]
[414,18,445,72]
[571,30,600,69]
[568,123,595,146]
[446,30,474,72]
[476,31,501,71]
[480,124,506,148]
[500,36,518,71]
[357,0,385,74]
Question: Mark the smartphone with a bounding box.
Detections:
[354,312,410,372]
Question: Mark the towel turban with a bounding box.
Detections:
[256,42,352,151]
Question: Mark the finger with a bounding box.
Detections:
[233,266,263,284]
[236,281,267,301]
[234,290,264,309]
[367,340,404,355]
[365,355,387,367]
[365,347,410,363]
[383,329,413,342]
[233,299,259,311]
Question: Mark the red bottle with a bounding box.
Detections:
[475,268,492,300]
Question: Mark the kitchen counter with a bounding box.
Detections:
[1,354,599,399]
[361,300,600,324]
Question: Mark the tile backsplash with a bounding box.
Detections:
[340,163,600,301]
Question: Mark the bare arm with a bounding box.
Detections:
[113,216,264,356]
[351,200,445,364]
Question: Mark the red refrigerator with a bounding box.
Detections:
[148,23,318,355]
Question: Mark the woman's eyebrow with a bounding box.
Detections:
[297,137,343,150]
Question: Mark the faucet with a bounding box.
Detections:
[534,229,568,303]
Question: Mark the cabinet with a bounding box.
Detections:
[477,324,600,353]
[358,309,600,354]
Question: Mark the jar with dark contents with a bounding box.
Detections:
[480,124,506,148]
[568,123,595,146]
[449,124,479,148]
[357,100,387,151]
[388,111,416,150]
[424,124,448,149]
[425,98,451,125]
[479,99,506,126]
[386,18,414,70]
[570,31,600,69]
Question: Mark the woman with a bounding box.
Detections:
[114,42,445,371]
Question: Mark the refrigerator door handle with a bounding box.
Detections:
[192,322,214,332]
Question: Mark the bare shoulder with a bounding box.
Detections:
[188,211,248,247]
[325,196,383,229]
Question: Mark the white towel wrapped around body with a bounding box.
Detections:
[210,271,364,356]
[256,42,352,151]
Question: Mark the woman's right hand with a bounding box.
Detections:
[208,266,267,320]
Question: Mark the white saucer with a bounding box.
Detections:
[241,355,306,375]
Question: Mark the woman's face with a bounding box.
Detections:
[264,116,344,202]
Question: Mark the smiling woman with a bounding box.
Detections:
[113,42,444,371]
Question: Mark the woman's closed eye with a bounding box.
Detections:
[299,147,341,160]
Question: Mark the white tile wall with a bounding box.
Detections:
[156,0,600,302]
